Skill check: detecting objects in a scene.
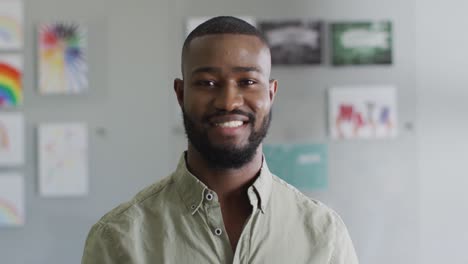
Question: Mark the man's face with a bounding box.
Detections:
[175,34,277,169]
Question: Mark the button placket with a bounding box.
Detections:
[203,191,223,234]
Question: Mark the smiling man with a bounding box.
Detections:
[82,16,359,264]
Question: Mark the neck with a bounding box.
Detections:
[186,144,263,201]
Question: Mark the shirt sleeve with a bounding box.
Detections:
[330,212,359,264]
[81,222,120,264]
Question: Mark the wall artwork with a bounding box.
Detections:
[263,143,328,190]
[38,123,88,197]
[329,85,397,139]
[0,54,22,107]
[0,1,23,50]
[0,112,24,166]
[0,173,24,227]
[259,20,322,65]
[38,22,87,94]
[331,21,392,65]
[186,16,256,36]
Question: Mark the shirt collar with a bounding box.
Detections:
[173,153,208,215]
[250,156,273,213]
[173,152,273,215]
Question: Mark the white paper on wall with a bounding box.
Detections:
[38,123,88,197]
[0,112,24,166]
[329,85,398,139]
[0,1,23,50]
[0,173,25,227]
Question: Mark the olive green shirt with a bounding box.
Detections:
[82,154,359,264]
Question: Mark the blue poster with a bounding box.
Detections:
[263,143,328,190]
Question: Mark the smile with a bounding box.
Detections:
[214,120,244,128]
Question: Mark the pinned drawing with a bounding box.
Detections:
[39,123,88,197]
[263,143,328,190]
[259,20,322,65]
[38,22,87,94]
[329,86,397,139]
[0,173,25,227]
[332,21,392,65]
[0,112,24,166]
[0,54,22,107]
[0,1,23,50]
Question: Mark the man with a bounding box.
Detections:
[82,16,359,263]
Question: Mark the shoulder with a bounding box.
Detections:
[82,175,177,262]
[97,173,175,225]
[269,175,358,263]
[270,174,341,228]
[271,174,330,211]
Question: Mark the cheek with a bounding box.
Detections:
[183,91,212,120]
[248,92,272,125]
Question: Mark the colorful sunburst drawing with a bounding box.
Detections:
[39,22,88,94]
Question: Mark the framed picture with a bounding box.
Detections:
[329,85,397,139]
[331,21,392,65]
[259,20,322,65]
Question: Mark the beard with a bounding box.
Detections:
[182,108,272,169]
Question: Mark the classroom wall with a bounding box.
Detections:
[0,0,463,263]
[1,0,172,263]
[416,0,468,263]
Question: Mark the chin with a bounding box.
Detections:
[210,139,249,150]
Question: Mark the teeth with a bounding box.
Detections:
[215,121,244,128]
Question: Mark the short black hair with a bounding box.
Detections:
[181,16,269,75]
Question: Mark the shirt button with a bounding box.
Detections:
[206,193,214,201]
[214,228,223,236]
[190,204,196,210]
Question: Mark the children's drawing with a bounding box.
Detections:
[329,86,397,139]
[38,22,87,94]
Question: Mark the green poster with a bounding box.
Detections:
[332,21,392,65]
[263,143,328,190]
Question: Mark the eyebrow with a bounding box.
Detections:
[191,67,221,76]
[231,66,262,73]
[191,66,262,77]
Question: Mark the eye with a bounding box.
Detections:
[239,79,257,87]
[194,80,217,88]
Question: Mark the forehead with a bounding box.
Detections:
[183,34,271,76]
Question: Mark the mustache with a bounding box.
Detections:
[202,109,255,123]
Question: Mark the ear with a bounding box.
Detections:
[174,78,184,108]
[268,79,278,103]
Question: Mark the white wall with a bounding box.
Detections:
[416,0,468,263]
[0,0,172,263]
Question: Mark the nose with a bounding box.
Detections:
[213,81,243,111]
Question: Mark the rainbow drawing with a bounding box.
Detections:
[0,1,23,50]
[0,57,22,107]
[0,198,23,226]
[0,16,22,48]
[39,22,88,94]
[0,173,24,227]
